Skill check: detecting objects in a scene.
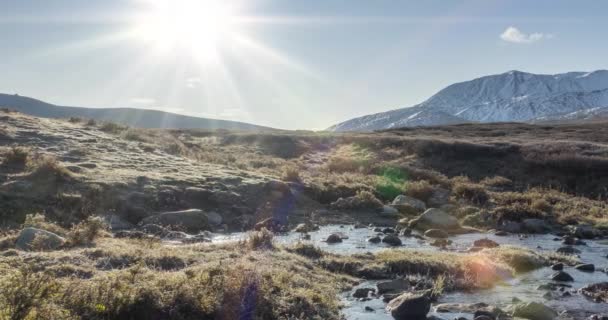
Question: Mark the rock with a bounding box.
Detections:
[15,228,65,251]
[183,187,212,206]
[140,209,211,233]
[382,234,402,246]
[367,236,381,243]
[412,208,460,231]
[253,217,287,232]
[556,246,581,255]
[511,302,557,320]
[383,227,396,234]
[580,282,608,303]
[498,220,522,233]
[140,224,168,236]
[382,205,400,217]
[494,230,509,236]
[575,263,595,272]
[364,306,374,312]
[164,231,189,240]
[522,219,548,233]
[428,188,451,207]
[293,223,319,233]
[399,228,412,237]
[352,288,375,298]
[385,292,430,320]
[473,238,499,248]
[392,195,426,213]
[103,214,134,231]
[551,271,574,282]
[377,278,410,295]
[205,211,223,226]
[326,233,343,243]
[424,229,449,238]
[551,263,564,271]
[573,224,598,239]
[430,239,451,247]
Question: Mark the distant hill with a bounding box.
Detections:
[329,70,608,131]
[0,93,274,131]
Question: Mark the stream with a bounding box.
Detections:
[209,225,608,319]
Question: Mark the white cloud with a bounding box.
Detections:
[129,97,156,105]
[500,26,552,44]
[186,77,202,88]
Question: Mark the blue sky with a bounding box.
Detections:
[1,0,606,129]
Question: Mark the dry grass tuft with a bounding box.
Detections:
[1,146,30,170]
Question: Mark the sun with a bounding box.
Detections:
[133,0,238,61]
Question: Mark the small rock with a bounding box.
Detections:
[392,195,427,213]
[575,263,595,272]
[512,302,557,320]
[556,246,581,255]
[473,238,499,248]
[424,229,449,238]
[383,227,396,234]
[551,271,574,282]
[382,234,402,246]
[580,282,608,303]
[385,292,430,320]
[364,306,374,312]
[367,236,381,243]
[551,263,564,271]
[494,230,509,236]
[413,208,460,231]
[522,218,548,233]
[382,205,400,217]
[326,233,343,244]
[377,278,410,294]
[353,288,375,298]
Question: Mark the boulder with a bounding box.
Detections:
[416,208,460,231]
[103,214,134,231]
[522,219,548,233]
[511,302,557,320]
[573,224,598,239]
[367,236,381,243]
[575,263,595,272]
[424,229,449,238]
[205,211,223,226]
[15,227,65,251]
[498,220,522,233]
[377,278,410,294]
[326,233,343,243]
[551,263,563,271]
[183,187,212,206]
[392,195,426,213]
[386,292,430,320]
[551,271,574,282]
[352,287,375,298]
[382,235,402,246]
[382,205,400,217]
[473,238,499,248]
[140,209,211,233]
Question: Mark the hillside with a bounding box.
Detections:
[330,70,608,131]
[0,93,274,131]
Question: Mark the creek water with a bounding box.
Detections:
[210,225,608,319]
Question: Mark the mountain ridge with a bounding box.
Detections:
[329,70,608,131]
[0,93,275,131]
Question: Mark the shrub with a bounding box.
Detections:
[531,199,552,213]
[27,155,72,182]
[22,213,66,236]
[330,190,383,210]
[288,243,325,259]
[100,122,126,134]
[405,180,435,202]
[246,228,274,250]
[2,146,30,170]
[68,117,81,123]
[280,165,301,182]
[85,119,97,126]
[0,266,59,320]
[67,216,108,247]
[481,176,513,189]
[452,180,489,205]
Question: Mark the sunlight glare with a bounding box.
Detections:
[134,0,237,61]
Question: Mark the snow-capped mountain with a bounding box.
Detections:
[329,70,608,131]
